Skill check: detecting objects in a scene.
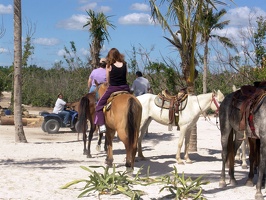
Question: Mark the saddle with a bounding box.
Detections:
[104,91,130,112]
[154,88,188,125]
[232,81,266,138]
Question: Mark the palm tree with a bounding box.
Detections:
[13,0,27,142]
[149,0,230,152]
[200,7,236,93]
[83,10,115,69]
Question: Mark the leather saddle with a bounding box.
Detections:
[154,88,188,124]
[232,82,266,138]
[104,91,130,112]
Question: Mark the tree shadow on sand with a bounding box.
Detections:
[0,157,98,170]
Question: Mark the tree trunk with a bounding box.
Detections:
[14,0,27,143]
[189,124,197,152]
[203,41,208,94]
[187,84,197,152]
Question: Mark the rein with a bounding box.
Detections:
[211,94,220,114]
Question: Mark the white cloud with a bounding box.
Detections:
[208,6,266,46]
[0,4,12,14]
[57,49,66,57]
[212,27,240,39]
[80,48,89,56]
[224,6,266,27]
[78,3,97,12]
[99,6,111,13]
[78,3,111,13]
[0,47,8,53]
[33,38,60,46]
[130,3,150,12]
[118,13,155,25]
[57,14,88,30]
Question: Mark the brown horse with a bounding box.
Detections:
[77,92,98,158]
[97,83,142,170]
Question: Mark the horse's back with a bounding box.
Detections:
[105,93,142,129]
[137,93,172,125]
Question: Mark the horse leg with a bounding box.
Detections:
[255,139,264,200]
[121,133,134,170]
[184,127,193,164]
[137,118,152,160]
[245,138,256,186]
[96,132,107,152]
[235,146,241,161]
[82,129,87,155]
[219,129,236,188]
[86,123,95,158]
[96,132,103,152]
[176,125,187,164]
[241,139,248,169]
[105,129,115,167]
[229,131,238,186]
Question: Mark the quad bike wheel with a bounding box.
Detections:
[41,122,47,132]
[45,119,60,133]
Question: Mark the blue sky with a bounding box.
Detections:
[0,0,266,69]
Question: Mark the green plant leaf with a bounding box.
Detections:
[60,179,89,189]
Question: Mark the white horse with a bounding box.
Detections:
[136,90,224,164]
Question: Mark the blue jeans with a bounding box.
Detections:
[89,85,99,100]
[58,110,70,125]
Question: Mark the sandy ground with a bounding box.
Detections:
[0,92,265,200]
[0,117,265,200]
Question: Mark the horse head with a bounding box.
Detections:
[210,90,224,111]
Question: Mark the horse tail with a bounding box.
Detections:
[78,96,89,132]
[127,97,141,149]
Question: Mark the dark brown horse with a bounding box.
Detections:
[77,92,98,158]
[97,83,142,170]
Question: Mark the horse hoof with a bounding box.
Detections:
[245,180,254,187]
[87,154,92,158]
[96,145,101,152]
[185,159,193,164]
[104,159,113,167]
[126,168,133,175]
[230,179,237,186]
[177,159,185,165]
[255,192,264,200]
[219,181,226,188]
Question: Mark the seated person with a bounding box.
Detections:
[52,93,71,127]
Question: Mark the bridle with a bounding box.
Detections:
[197,93,221,129]
[211,93,220,114]
[211,93,221,130]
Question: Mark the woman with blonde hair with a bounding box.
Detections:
[94,48,130,133]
